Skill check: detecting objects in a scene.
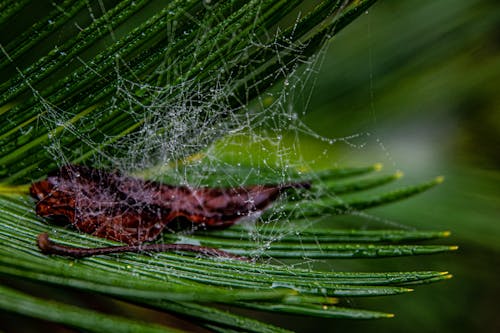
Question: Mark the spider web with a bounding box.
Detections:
[3,1,405,270]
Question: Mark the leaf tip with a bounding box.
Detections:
[373,163,383,172]
[394,170,404,179]
[434,175,445,184]
[386,313,396,318]
[441,231,452,237]
[449,245,459,251]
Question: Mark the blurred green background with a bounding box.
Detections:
[278,0,499,332]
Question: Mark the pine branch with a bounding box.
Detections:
[0,1,456,332]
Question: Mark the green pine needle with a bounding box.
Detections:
[0,1,455,332]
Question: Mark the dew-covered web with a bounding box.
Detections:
[12,2,406,270]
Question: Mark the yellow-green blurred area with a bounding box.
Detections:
[264,0,499,332]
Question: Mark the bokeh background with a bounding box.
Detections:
[279,0,499,332]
